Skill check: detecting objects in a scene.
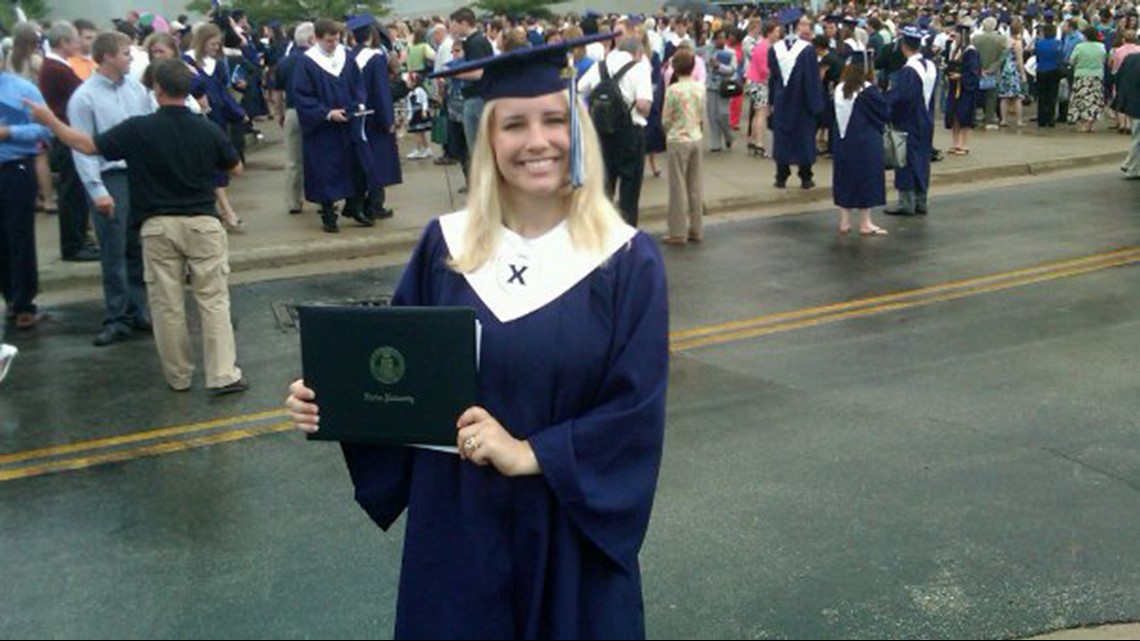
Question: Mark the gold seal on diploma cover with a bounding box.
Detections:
[370,347,406,385]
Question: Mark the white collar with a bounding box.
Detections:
[186,51,217,77]
[355,47,379,70]
[844,38,866,52]
[45,51,69,66]
[905,54,937,107]
[439,210,636,323]
[834,82,871,138]
[774,38,810,86]
[305,44,347,77]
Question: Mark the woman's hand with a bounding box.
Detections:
[456,406,541,477]
[285,379,320,433]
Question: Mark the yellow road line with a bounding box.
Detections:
[668,247,1140,342]
[0,422,294,482]
[3,246,1138,482]
[0,409,288,465]
[671,252,1140,351]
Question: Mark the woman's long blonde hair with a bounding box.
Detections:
[449,92,626,274]
[191,23,222,67]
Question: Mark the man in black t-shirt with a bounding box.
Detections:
[28,59,248,397]
[450,7,494,154]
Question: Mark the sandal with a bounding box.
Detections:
[860,225,889,237]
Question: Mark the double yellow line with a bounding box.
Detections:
[669,247,1140,352]
[0,410,292,482]
[3,246,1138,482]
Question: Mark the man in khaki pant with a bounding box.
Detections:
[28,58,247,395]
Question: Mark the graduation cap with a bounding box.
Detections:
[1024,5,1040,18]
[824,13,844,24]
[778,8,805,29]
[999,10,1012,24]
[842,16,859,27]
[918,15,933,29]
[844,50,872,71]
[900,25,925,46]
[1043,8,1056,19]
[429,32,616,189]
[347,13,376,36]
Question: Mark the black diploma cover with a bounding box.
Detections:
[298,305,477,446]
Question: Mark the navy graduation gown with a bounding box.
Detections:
[293,49,371,203]
[886,57,934,193]
[768,39,824,166]
[182,53,245,128]
[832,86,888,209]
[352,45,402,189]
[945,47,980,128]
[341,219,668,639]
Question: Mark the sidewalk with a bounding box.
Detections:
[33,121,1131,293]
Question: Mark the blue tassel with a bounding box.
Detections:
[567,58,586,189]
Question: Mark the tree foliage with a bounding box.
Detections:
[184,0,392,25]
[2,0,52,31]
[472,0,563,19]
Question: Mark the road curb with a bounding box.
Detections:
[40,152,1124,292]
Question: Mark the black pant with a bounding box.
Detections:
[1037,69,1061,126]
[776,163,814,185]
[0,159,40,314]
[342,156,383,221]
[51,139,90,258]
[601,126,646,227]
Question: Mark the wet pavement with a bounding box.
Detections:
[1,172,1138,638]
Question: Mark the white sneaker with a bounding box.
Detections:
[0,344,18,383]
[406,148,423,160]
[419,148,433,159]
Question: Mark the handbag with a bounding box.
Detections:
[719,77,744,98]
[883,126,908,170]
[978,73,997,90]
[430,102,449,146]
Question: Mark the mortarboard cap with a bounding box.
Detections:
[1043,8,1056,19]
[430,32,613,101]
[778,8,804,28]
[346,13,375,35]
[824,13,844,24]
[900,25,925,45]
[918,15,933,28]
[1024,5,1039,18]
[843,15,859,26]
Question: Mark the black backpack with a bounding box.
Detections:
[588,59,638,135]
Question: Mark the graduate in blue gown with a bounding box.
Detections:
[293,18,372,233]
[944,23,979,155]
[343,15,402,224]
[884,27,936,217]
[286,34,669,640]
[768,10,824,189]
[832,52,889,236]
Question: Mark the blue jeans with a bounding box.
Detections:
[462,97,485,156]
[90,170,149,332]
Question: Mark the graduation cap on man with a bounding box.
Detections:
[778,7,805,31]
[430,33,616,189]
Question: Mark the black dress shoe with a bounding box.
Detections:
[93,326,132,347]
[774,180,787,189]
[131,317,153,332]
[63,247,101,262]
[375,208,394,219]
[288,207,302,215]
[209,379,248,397]
[915,207,928,215]
[349,213,375,227]
[883,208,917,217]
[801,180,816,189]
[321,220,340,233]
